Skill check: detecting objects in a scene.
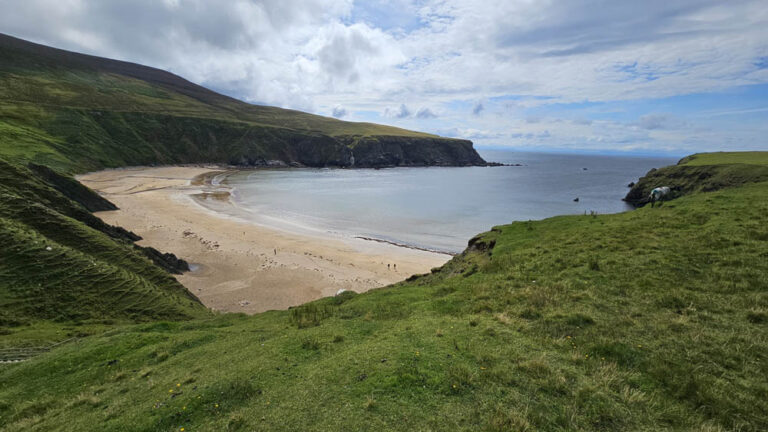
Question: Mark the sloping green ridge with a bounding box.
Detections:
[0,104,354,172]
[0,159,208,331]
[1,172,766,431]
[0,33,485,173]
[0,33,433,139]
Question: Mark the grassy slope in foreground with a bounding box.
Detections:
[0,33,484,172]
[2,157,767,431]
[0,158,209,344]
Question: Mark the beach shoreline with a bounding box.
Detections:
[78,166,452,314]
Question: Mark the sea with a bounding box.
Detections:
[216,150,678,254]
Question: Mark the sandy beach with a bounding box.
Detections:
[78,167,452,314]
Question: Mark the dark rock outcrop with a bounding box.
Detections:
[137,246,190,274]
[341,135,486,168]
[467,229,500,254]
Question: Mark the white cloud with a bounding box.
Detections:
[472,101,484,115]
[416,107,437,118]
[384,104,411,119]
[332,105,348,118]
[1,0,767,153]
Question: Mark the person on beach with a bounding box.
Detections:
[387,264,390,270]
[393,263,397,271]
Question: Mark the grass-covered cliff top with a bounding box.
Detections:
[625,150,768,207]
[679,151,768,166]
[2,153,767,431]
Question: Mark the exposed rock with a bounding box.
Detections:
[337,135,486,168]
[467,233,497,253]
[137,245,190,274]
[485,162,523,167]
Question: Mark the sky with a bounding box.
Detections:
[1,0,767,155]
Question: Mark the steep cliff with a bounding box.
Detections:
[342,135,486,167]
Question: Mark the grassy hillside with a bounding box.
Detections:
[0,33,484,172]
[2,156,767,431]
[0,158,209,345]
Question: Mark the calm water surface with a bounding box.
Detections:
[221,150,677,253]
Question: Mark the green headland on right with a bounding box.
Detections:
[1,33,768,432]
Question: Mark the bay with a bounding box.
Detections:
[220,150,677,254]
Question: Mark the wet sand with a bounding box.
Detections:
[78,167,452,314]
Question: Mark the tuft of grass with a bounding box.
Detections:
[364,395,376,411]
[301,337,321,351]
[290,304,333,329]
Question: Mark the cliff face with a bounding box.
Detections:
[24,109,485,171]
[343,136,486,168]
[216,133,486,168]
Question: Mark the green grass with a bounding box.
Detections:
[0,158,209,342]
[2,175,767,431]
[679,151,768,166]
